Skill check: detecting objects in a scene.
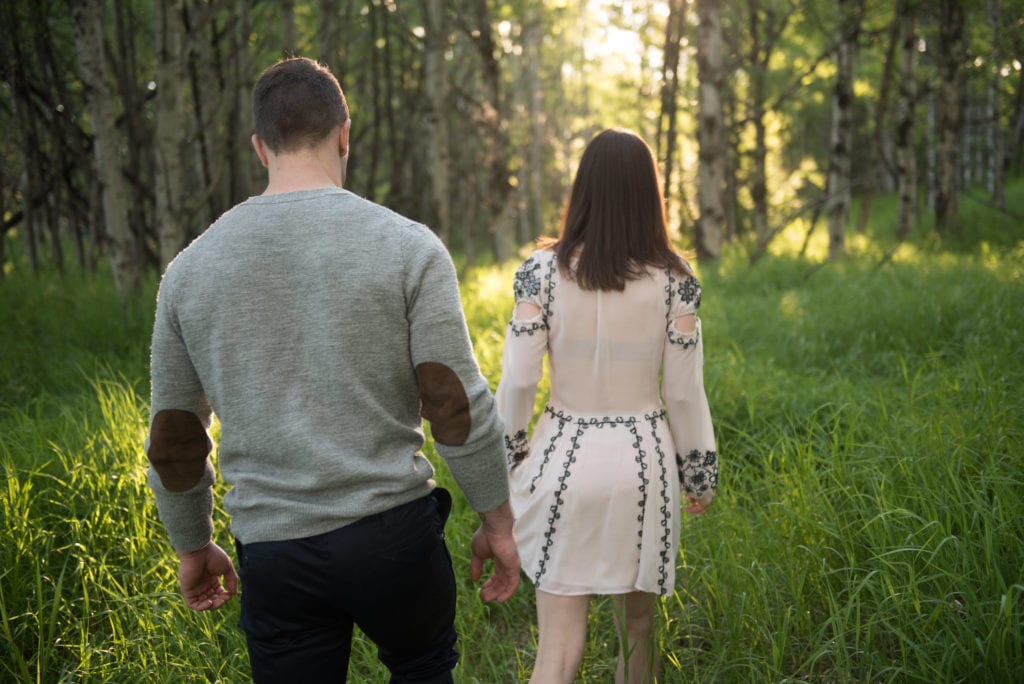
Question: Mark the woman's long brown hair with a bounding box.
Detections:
[545,128,691,291]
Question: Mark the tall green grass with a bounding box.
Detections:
[2,219,1022,681]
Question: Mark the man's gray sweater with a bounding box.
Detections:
[145,187,508,551]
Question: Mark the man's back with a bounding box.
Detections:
[151,187,503,546]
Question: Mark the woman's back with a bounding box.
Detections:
[546,262,667,414]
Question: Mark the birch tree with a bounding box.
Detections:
[825,0,862,260]
[696,0,726,260]
[72,0,139,299]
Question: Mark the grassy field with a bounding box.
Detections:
[2,193,1023,682]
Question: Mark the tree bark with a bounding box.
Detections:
[826,0,861,260]
[895,0,917,239]
[422,0,451,243]
[72,0,139,299]
[523,9,545,242]
[695,0,726,260]
[935,0,965,233]
[156,0,190,269]
[987,0,1002,203]
[658,0,687,210]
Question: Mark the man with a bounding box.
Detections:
[145,57,519,683]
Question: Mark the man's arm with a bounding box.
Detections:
[147,279,238,610]
[403,227,521,599]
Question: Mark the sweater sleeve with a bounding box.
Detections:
[145,276,217,552]
[662,271,719,498]
[405,229,509,513]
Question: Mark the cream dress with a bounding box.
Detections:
[496,249,718,597]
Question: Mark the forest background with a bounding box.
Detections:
[1,0,1023,681]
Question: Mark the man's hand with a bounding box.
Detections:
[684,489,715,516]
[469,500,520,603]
[176,542,239,611]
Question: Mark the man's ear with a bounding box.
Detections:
[251,134,270,168]
[338,119,351,158]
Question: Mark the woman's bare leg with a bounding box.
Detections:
[611,592,658,684]
[529,590,590,684]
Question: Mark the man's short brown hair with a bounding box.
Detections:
[253,57,349,154]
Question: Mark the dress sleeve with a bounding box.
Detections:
[662,270,719,498]
[495,254,550,469]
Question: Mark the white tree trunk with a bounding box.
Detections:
[72,0,139,299]
[826,0,860,260]
[696,0,725,260]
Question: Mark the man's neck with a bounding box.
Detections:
[261,151,346,196]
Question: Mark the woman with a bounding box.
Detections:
[496,128,718,683]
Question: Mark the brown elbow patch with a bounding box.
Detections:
[147,409,210,492]
[415,362,471,446]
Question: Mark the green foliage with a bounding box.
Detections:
[1,197,1023,681]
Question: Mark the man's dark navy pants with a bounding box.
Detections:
[235,489,459,683]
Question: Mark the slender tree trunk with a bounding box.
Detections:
[282,0,297,56]
[72,0,139,299]
[523,10,544,241]
[987,0,1002,203]
[658,0,687,210]
[467,0,515,261]
[228,0,255,203]
[826,0,861,260]
[857,2,901,232]
[422,0,451,243]
[156,0,190,269]
[695,0,725,260]
[318,0,340,68]
[895,0,917,239]
[996,67,1024,208]
[935,0,965,233]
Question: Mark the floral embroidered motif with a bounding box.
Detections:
[677,276,702,310]
[676,449,718,498]
[666,322,699,348]
[665,268,702,313]
[509,319,546,337]
[513,257,542,302]
[505,429,529,468]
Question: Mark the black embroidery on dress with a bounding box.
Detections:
[535,421,583,586]
[531,408,570,494]
[628,419,648,552]
[646,414,673,596]
[677,276,702,311]
[505,429,529,468]
[666,322,699,348]
[509,320,546,337]
[513,257,542,301]
[676,449,718,498]
[665,269,702,313]
[541,254,557,328]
